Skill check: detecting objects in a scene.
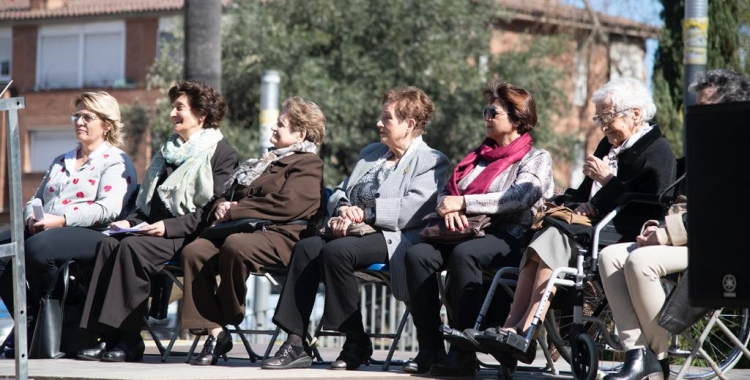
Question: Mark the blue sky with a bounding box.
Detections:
[561,0,665,89]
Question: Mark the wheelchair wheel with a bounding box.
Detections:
[497,363,516,380]
[571,333,598,380]
[667,307,750,380]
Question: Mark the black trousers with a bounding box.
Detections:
[272,234,388,338]
[0,227,106,320]
[80,234,188,334]
[404,231,522,350]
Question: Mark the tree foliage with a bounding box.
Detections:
[220,0,571,186]
[653,0,750,156]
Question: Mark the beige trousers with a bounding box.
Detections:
[598,242,688,359]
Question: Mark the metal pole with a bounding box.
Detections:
[253,71,280,337]
[259,71,280,154]
[683,0,708,108]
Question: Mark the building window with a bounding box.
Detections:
[36,22,125,89]
[0,28,11,81]
[29,130,79,172]
[573,40,589,107]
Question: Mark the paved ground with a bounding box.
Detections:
[0,340,749,380]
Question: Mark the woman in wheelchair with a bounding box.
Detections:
[179,96,326,366]
[401,80,554,376]
[597,70,750,380]
[476,78,676,366]
[262,86,449,371]
[77,81,239,363]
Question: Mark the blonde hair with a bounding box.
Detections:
[74,91,124,147]
[282,96,326,147]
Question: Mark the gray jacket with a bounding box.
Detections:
[328,136,449,300]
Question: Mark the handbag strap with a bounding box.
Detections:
[41,259,73,313]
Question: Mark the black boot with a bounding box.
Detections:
[603,348,664,380]
[330,336,373,370]
[101,332,145,363]
[193,329,233,366]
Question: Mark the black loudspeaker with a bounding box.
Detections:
[686,101,750,308]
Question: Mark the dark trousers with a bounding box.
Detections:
[272,234,388,338]
[404,232,522,350]
[0,227,106,320]
[80,234,187,334]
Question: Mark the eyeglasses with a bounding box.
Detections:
[482,107,508,120]
[592,108,634,127]
[70,112,100,123]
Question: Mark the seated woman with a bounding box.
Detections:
[0,91,137,356]
[179,96,326,366]
[597,69,750,380]
[261,86,449,371]
[402,80,554,376]
[482,77,676,365]
[77,81,238,363]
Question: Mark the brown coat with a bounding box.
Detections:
[208,152,326,260]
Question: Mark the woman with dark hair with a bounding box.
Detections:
[76,81,238,363]
[0,91,137,356]
[261,86,449,371]
[401,80,554,376]
[180,96,327,366]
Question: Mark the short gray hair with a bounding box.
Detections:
[689,69,750,103]
[591,77,657,122]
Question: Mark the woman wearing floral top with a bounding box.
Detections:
[0,91,138,355]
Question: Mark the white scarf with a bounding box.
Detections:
[137,128,224,217]
[222,140,318,193]
[590,123,653,198]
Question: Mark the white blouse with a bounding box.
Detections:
[24,143,138,229]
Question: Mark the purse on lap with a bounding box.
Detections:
[418,213,493,245]
[319,216,378,239]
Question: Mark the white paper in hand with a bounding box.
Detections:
[102,222,148,236]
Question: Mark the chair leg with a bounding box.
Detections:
[233,324,264,362]
[262,326,282,360]
[161,326,181,362]
[185,334,201,364]
[143,316,167,355]
[382,304,411,371]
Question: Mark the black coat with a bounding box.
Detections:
[555,124,676,243]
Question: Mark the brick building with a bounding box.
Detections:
[0,0,658,223]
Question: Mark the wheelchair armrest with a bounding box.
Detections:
[614,192,665,207]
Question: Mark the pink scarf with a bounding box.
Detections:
[446,133,532,196]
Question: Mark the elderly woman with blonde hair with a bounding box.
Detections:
[0,91,138,356]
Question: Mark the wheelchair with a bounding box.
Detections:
[463,180,750,380]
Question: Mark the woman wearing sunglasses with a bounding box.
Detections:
[0,92,138,357]
[476,77,676,369]
[401,80,554,376]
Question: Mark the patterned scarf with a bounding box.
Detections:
[590,123,654,197]
[136,128,224,217]
[222,140,318,193]
[446,133,532,195]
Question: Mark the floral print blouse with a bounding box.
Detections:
[23,143,138,229]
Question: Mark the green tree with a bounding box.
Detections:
[653,0,750,156]
[220,0,571,186]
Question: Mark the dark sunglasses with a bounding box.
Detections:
[482,107,507,120]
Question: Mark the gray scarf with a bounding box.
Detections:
[222,140,318,193]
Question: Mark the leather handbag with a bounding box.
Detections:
[201,218,309,240]
[658,272,710,334]
[531,202,592,230]
[320,217,378,238]
[29,259,73,359]
[419,213,493,245]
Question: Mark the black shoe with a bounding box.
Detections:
[77,342,108,361]
[101,339,145,363]
[603,348,664,380]
[193,331,233,366]
[330,338,373,370]
[403,348,446,374]
[261,342,312,369]
[430,347,477,377]
[440,325,479,353]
